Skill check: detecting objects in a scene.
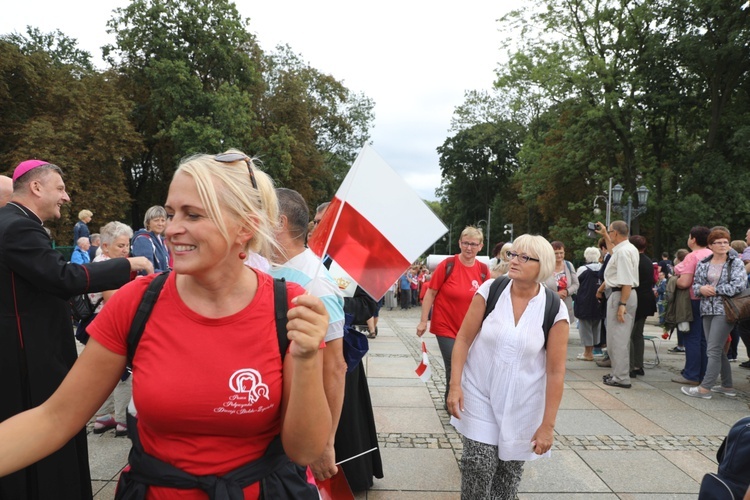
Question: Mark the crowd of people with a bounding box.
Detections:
[1,156,749,499]
[0,155,383,499]
[412,221,749,497]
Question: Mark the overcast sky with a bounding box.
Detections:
[1,0,516,200]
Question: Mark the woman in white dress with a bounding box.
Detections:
[448,234,569,499]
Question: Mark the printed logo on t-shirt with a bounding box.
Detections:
[213,368,275,415]
[470,279,481,292]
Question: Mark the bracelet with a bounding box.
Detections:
[618,302,627,307]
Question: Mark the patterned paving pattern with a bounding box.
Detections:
[379,310,733,465]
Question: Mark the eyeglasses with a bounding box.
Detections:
[506,251,540,263]
[711,241,730,246]
[460,241,481,248]
[214,153,258,191]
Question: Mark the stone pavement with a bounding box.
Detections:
[85,308,750,498]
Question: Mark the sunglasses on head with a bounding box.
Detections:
[214,153,258,191]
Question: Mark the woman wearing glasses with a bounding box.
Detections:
[681,228,746,399]
[447,235,569,499]
[544,241,579,322]
[0,151,330,498]
[417,226,489,408]
[131,205,170,273]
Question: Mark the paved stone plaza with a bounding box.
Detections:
[86,307,750,498]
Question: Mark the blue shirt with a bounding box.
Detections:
[399,274,410,290]
[70,246,90,264]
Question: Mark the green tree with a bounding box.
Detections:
[259,45,374,206]
[436,119,523,244]
[0,35,141,244]
[497,1,661,238]
[103,0,264,226]
[3,26,94,72]
[104,0,375,224]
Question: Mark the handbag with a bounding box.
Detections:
[722,288,750,324]
[69,293,102,322]
[342,313,369,372]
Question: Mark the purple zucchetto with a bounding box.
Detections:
[13,160,50,182]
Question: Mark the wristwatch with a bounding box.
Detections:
[618,302,627,307]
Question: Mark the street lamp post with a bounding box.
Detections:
[593,195,610,227]
[504,223,514,243]
[611,183,649,228]
[592,178,614,227]
[487,209,491,256]
[477,219,487,250]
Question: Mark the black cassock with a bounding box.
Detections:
[335,286,384,492]
[0,203,132,500]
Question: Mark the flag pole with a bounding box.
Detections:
[335,447,378,466]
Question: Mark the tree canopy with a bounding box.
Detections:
[0,1,374,244]
[437,0,750,259]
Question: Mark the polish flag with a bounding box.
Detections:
[415,341,431,382]
[309,144,447,300]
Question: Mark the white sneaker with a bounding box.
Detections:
[710,386,737,397]
[681,386,712,399]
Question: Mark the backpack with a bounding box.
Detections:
[130,232,156,256]
[663,275,693,331]
[699,416,750,499]
[69,293,103,323]
[481,276,561,348]
[573,265,603,320]
[114,272,319,499]
[444,255,489,282]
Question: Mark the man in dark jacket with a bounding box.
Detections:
[0,160,153,499]
[629,235,658,378]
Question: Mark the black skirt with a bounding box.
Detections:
[334,361,383,492]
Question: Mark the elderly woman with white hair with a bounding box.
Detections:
[132,205,170,273]
[573,246,604,361]
[447,234,569,499]
[86,221,136,437]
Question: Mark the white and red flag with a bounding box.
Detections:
[309,144,447,300]
[415,341,431,382]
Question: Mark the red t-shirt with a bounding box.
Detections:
[428,256,488,338]
[88,271,305,499]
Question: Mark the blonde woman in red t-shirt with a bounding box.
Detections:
[0,151,331,499]
[417,226,489,408]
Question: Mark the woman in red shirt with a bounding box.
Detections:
[0,151,331,499]
[417,226,489,408]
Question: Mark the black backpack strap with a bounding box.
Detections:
[274,278,289,362]
[127,272,170,369]
[483,278,560,349]
[444,255,456,282]
[542,288,561,349]
[126,273,289,370]
[483,276,511,321]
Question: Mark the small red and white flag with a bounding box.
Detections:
[309,144,447,300]
[415,341,431,382]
